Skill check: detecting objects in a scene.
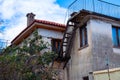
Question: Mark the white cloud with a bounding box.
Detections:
[0,0,67,43]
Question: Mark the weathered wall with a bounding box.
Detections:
[65,21,93,80]
[38,28,63,39]
[19,28,63,50]
[38,28,63,50]
[65,18,120,80]
[37,28,65,80]
[90,19,112,71]
[90,19,120,71]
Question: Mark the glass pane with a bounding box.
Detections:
[80,28,83,47]
[118,29,120,46]
[52,40,56,52]
[58,41,60,52]
[52,39,61,54]
[82,28,85,46]
[84,27,87,45]
[112,28,118,46]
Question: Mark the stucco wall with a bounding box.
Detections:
[65,21,93,80]
[38,28,65,80]
[38,28,63,50]
[66,19,120,80]
[90,19,120,71]
[38,28,63,39]
[90,19,113,71]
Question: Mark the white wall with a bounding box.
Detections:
[38,28,63,39]
[37,28,63,51]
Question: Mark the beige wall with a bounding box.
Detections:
[93,68,120,80]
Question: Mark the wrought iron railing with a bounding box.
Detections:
[68,0,120,19]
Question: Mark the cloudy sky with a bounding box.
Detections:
[0,0,120,45]
[0,0,73,43]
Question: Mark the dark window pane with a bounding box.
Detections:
[84,27,87,45]
[82,28,85,46]
[112,27,118,46]
[79,24,88,48]
[52,40,56,52]
[52,39,61,54]
[80,28,83,47]
[83,76,89,80]
[58,41,60,52]
[118,29,120,46]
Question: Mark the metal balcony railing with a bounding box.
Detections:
[68,0,120,19]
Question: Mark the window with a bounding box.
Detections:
[83,76,89,80]
[79,24,88,47]
[112,26,120,47]
[51,39,61,54]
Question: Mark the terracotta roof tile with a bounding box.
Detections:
[11,20,66,44]
[35,19,65,28]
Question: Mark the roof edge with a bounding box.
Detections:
[11,20,66,45]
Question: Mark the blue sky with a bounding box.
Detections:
[56,0,74,8]
[0,0,120,45]
[0,0,69,44]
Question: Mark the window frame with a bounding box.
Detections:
[79,24,88,48]
[51,38,62,54]
[112,26,120,47]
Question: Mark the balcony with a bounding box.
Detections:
[68,0,120,19]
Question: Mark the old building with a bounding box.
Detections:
[11,13,65,54]
[11,13,66,80]
[11,1,120,80]
[57,0,120,80]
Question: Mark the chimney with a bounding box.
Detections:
[26,12,35,26]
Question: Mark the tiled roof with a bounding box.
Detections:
[35,19,65,28]
[11,19,66,45]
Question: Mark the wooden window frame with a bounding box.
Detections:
[79,24,88,48]
[51,38,62,54]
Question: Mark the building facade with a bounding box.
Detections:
[11,10,120,80]
[11,13,66,80]
[11,13,65,54]
[59,10,120,80]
